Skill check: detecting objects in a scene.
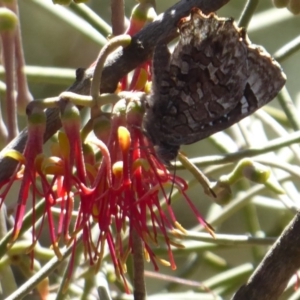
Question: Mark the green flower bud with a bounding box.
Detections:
[126,96,145,126]
[26,105,46,125]
[242,162,270,184]
[112,99,127,117]
[93,115,111,144]
[0,8,17,32]
[288,0,300,14]
[210,180,232,206]
[272,0,289,8]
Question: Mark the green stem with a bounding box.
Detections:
[0,66,76,85]
[238,0,259,28]
[203,263,253,290]
[0,199,45,258]
[262,106,290,128]
[175,130,300,169]
[274,35,300,62]
[90,34,131,101]
[177,152,215,198]
[165,229,276,246]
[277,86,300,131]
[244,203,264,263]
[5,232,83,300]
[0,205,17,298]
[30,0,107,46]
[69,2,111,36]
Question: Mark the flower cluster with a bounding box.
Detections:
[1,90,212,291]
[0,2,212,293]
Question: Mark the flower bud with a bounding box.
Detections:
[288,0,300,14]
[93,115,111,144]
[0,8,18,32]
[126,95,145,126]
[242,161,270,184]
[210,180,232,206]
[272,0,289,8]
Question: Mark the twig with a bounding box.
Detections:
[132,229,146,300]
[110,0,126,35]
[232,212,300,300]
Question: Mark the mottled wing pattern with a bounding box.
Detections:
[169,43,287,145]
[143,9,286,165]
[245,44,286,109]
[170,13,248,123]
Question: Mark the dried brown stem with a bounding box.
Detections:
[110,0,126,35]
[232,212,300,300]
[132,229,146,300]
[1,31,18,140]
[6,0,33,114]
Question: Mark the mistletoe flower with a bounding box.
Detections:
[1,104,46,244]
[0,33,214,295]
[78,93,213,290]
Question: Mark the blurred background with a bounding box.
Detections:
[5,0,300,299]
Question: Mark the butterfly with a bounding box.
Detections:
[143,8,286,165]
